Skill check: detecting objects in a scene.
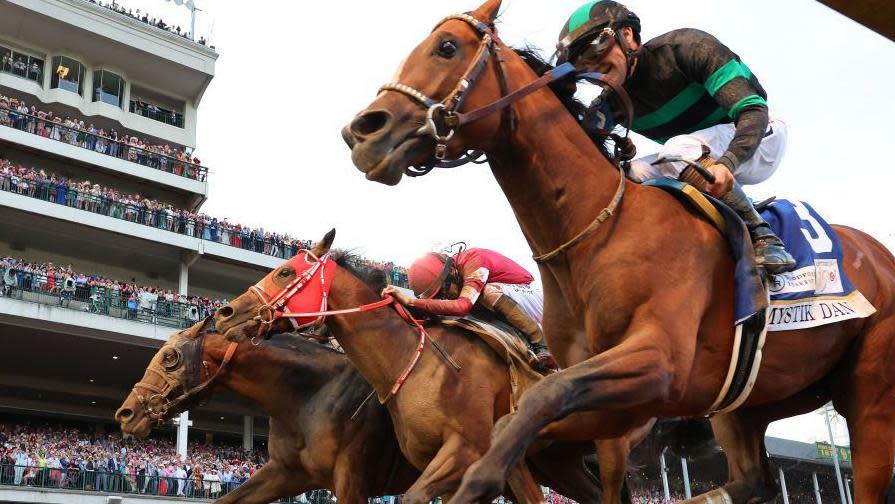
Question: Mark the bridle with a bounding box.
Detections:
[378,13,637,263]
[131,317,239,426]
[248,250,460,403]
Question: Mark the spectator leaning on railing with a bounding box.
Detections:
[0,94,206,181]
[0,256,227,326]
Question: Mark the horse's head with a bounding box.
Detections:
[115,319,220,437]
[214,230,337,342]
[342,0,510,185]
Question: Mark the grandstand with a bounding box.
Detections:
[0,1,272,502]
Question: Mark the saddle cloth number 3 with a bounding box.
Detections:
[793,201,833,254]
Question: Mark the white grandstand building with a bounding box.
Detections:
[0,1,272,502]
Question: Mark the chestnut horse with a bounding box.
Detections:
[213,247,623,503]
[115,320,418,503]
[341,1,895,502]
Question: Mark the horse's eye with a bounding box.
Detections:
[279,268,293,278]
[437,40,458,59]
[162,348,182,371]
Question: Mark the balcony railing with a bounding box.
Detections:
[0,108,207,182]
[0,175,304,260]
[0,463,337,503]
[129,100,185,128]
[1,268,215,330]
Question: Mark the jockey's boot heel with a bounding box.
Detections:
[529,341,558,372]
[722,182,796,275]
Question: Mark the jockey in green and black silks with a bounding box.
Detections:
[558,0,796,274]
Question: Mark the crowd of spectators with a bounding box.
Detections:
[0,155,412,285]
[0,94,206,181]
[0,157,309,259]
[1,53,41,82]
[83,0,213,49]
[0,422,261,499]
[1,256,226,327]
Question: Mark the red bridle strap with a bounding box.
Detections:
[249,251,448,402]
[269,296,395,320]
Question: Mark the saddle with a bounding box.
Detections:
[439,310,547,410]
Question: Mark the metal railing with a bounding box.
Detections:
[1,267,215,330]
[129,100,185,129]
[0,175,305,260]
[0,107,207,182]
[0,463,337,503]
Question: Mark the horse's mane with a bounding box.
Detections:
[333,250,390,295]
[512,47,612,160]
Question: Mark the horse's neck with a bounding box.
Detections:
[487,56,632,267]
[207,340,330,417]
[325,269,418,400]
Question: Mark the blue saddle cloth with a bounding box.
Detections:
[761,199,875,330]
[643,180,874,330]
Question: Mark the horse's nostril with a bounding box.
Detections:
[350,110,391,137]
[117,408,133,420]
[217,305,234,319]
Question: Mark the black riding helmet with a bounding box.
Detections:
[556,0,641,70]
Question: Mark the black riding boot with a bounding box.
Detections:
[721,182,796,274]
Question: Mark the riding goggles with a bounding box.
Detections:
[570,27,617,66]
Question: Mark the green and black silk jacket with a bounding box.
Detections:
[618,28,770,171]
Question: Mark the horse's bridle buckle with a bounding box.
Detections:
[425,103,456,160]
[255,304,276,325]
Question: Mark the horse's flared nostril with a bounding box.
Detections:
[116,407,133,422]
[350,110,392,138]
[216,305,234,320]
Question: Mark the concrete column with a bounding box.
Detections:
[176,411,190,459]
[681,457,692,499]
[779,466,790,504]
[242,416,253,451]
[179,260,189,295]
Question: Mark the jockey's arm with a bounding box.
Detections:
[412,283,482,317]
[678,30,770,172]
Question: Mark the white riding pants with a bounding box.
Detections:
[629,117,788,185]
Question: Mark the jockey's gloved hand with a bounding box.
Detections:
[381,286,415,307]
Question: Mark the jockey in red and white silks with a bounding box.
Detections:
[383,248,557,371]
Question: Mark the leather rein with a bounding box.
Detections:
[131,317,239,426]
[378,13,636,263]
[249,250,460,403]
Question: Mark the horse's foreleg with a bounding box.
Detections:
[527,444,601,504]
[676,409,776,504]
[506,463,546,504]
[403,434,483,504]
[214,462,309,504]
[449,336,678,504]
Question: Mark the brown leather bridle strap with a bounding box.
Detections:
[163,341,238,415]
[452,63,577,128]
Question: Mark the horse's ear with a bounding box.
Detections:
[472,0,502,24]
[311,229,336,257]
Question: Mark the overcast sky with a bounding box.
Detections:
[118,0,893,447]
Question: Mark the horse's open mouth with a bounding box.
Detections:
[359,135,433,186]
[120,415,152,438]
